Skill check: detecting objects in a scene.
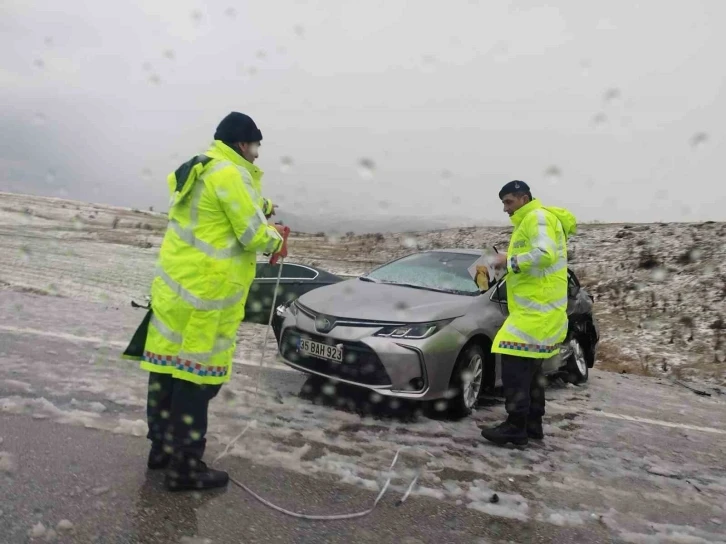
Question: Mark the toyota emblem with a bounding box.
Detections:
[316,317,334,333]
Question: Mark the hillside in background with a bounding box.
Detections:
[1,191,724,387]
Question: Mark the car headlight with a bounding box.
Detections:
[374,319,453,339]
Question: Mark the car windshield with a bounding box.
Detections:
[363,251,480,295]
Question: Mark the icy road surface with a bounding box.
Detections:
[2,291,726,543]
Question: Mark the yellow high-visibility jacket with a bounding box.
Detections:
[492,199,577,359]
[137,140,283,385]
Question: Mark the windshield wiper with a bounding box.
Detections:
[379,281,472,296]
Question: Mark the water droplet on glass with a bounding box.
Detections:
[690,132,708,150]
[33,58,45,69]
[544,165,562,184]
[149,73,161,85]
[142,62,152,72]
[29,522,46,538]
[33,112,46,125]
[248,66,258,76]
[0,451,17,474]
[293,25,305,38]
[378,201,390,210]
[591,113,607,127]
[45,170,56,184]
[20,245,31,263]
[580,59,591,76]
[403,237,417,249]
[440,170,452,185]
[280,156,293,173]
[57,520,74,532]
[689,248,703,262]
[434,400,448,412]
[163,49,175,60]
[224,7,237,18]
[651,267,667,282]
[256,50,267,60]
[44,36,53,47]
[191,10,203,24]
[142,168,152,181]
[72,216,83,230]
[358,158,375,179]
[603,88,621,104]
[322,383,336,396]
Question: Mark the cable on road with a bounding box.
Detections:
[213,256,440,520]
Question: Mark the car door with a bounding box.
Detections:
[244,262,277,324]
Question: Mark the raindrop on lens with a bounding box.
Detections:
[33,58,45,69]
[293,25,305,38]
[33,112,46,125]
[403,237,417,249]
[256,50,266,60]
[434,400,448,412]
[149,73,161,85]
[280,156,293,173]
[322,383,336,396]
[191,10,203,24]
[163,49,175,60]
[358,158,375,179]
[20,246,31,263]
[224,7,237,18]
[651,267,667,281]
[544,165,561,184]
[591,113,607,127]
[690,132,708,150]
[603,88,621,105]
[45,170,56,184]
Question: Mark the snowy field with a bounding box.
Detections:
[2,192,726,542]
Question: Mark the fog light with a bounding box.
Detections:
[409,378,424,390]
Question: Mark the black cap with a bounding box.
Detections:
[214,112,263,144]
[498,180,531,199]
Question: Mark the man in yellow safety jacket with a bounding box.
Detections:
[480,180,576,447]
[124,112,288,491]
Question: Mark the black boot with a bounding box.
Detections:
[165,457,229,492]
[527,418,544,440]
[480,420,528,446]
[147,446,171,470]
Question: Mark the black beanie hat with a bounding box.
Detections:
[498,180,532,200]
[214,112,263,144]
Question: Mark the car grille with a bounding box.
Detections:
[280,328,391,386]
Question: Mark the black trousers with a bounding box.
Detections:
[146,372,221,461]
[501,354,546,428]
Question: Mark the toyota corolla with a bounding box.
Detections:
[274,249,599,418]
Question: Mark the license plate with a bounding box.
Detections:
[297,338,343,363]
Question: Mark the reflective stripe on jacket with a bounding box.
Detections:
[140,140,283,384]
[492,199,577,359]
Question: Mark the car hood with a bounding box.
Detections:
[296,279,475,323]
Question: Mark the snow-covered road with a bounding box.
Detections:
[2,291,725,543]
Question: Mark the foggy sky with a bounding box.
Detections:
[1,0,724,228]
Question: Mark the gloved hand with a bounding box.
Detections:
[270,224,290,265]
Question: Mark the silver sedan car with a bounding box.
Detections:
[274,249,599,418]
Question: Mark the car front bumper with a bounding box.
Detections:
[276,309,466,401]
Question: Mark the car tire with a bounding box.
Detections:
[564,336,589,384]
[445,344,486,419]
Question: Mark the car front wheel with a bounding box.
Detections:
[564,336,589,384]
[445,344,485,419]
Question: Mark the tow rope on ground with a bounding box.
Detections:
[213,256,440,520]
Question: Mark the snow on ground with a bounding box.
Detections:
[2,193,726,541]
